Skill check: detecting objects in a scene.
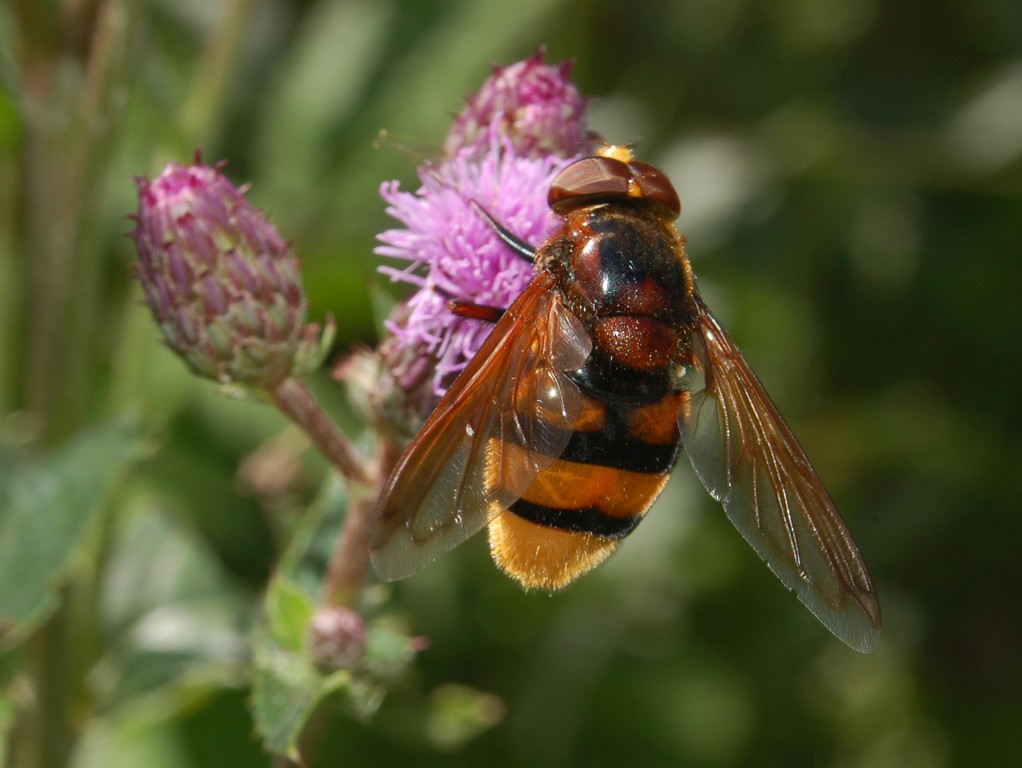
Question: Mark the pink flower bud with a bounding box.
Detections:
[445,49,588,159]
[307,606,366,670]
[131,160,333,388]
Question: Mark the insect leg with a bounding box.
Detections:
[431,285,507,323]
[448,300,506,323]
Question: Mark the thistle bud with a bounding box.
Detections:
[444,49,588,159]
[131,160,333,388]
[307,605,366,670]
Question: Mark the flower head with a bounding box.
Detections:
[132,160,333,389]
[445,50,588,159]
[376,141,568,397]
[371,53,590,418]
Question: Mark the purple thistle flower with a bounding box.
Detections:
[132,160,333,388]
[445,49,588,159]
[373,52,591,415]
[376,140,568,393]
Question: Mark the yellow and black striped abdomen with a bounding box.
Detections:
[488,390,687,590]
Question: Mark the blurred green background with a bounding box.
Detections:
[2,0,1021,766]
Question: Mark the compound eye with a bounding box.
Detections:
[548,156,682,220]
[628,161,681,218]
[548,157,631,209]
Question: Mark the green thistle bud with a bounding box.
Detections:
[131,160,333,388]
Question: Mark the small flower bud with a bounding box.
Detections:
[307,606,366,670]
[131,160,333,388]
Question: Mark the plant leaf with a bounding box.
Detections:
[0,419,144,643]
[250,476,349,759]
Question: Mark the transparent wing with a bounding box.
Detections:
[680,297,881,652]
[372,273,592,581]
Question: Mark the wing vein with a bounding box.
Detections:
[679,297,881,652]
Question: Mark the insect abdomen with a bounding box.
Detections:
[488,390,686,590]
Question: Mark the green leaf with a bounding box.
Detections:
[0,419,143,643]
[0,690,15,765]
[264,577,316,655]
[93,501,249,711]
[251,628,351,760]
[424,683,505,751]
[250,474,424,757]
[250,477,349,758]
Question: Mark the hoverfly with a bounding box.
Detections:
[372,145,881,652]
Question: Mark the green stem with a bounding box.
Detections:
[31,600,73,768]
[181,0,257,144]
[322,435,400,607]
[269,377,372,487]
[321,488,377,608]
[18,0,134,440]
[11,3,136,766]
[268,378,395,608]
